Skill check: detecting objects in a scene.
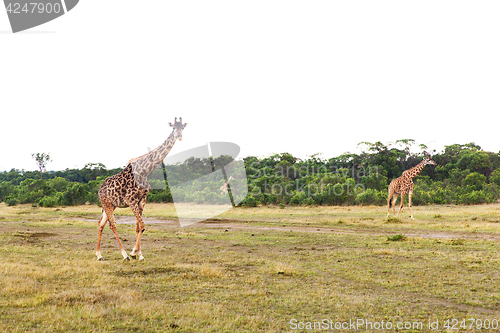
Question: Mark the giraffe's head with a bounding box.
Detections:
[169,117,187,141]
[423,157,437,166]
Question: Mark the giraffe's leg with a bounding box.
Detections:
[96,210,108,260]
[130,197,146,261]
[130,208,146,261]
[387,186,394,217]
[396,193,405,217]
[392,193,399,216]
[103,202,129,261]
[409,191,414,219]
[139,195,147,212]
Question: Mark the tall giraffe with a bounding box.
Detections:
[387,157,437,219]
[96,117,187,261]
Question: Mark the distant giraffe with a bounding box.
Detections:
[96,117,187,261]
[387,157,437,219]
[220,176,234,194]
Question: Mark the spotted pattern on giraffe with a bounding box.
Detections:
[387,157,437,219]
[96,117,187,261]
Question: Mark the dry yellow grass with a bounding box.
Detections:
[1,202,500,331]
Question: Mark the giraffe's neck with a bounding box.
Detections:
[130,131,177,178]
[405,160,426,179]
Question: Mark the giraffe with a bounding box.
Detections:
[220,176,234,194]
[387,157,437,219]
[96,117,187,261]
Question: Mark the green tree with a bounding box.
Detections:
[82,163,107,182]
[17,179,54,204]
[61,183,89,206]
[31,153,52,179]
[490,168,500,185]
[462,172,487,192]
[457,150,492,176]
[48,177,69,192]
[0,181,16,202]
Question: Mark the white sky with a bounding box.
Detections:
[1,1,499,172]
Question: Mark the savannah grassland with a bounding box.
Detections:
[1,202,500,332]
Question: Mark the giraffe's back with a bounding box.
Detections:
[389,176,409,194]
[98,164,137,208]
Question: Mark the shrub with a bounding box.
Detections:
[387,234,406,241]
[17,179,54,204]
[5,196,19,206]
[490,168,500,185]
[483,183,500,203]
[39,195,61,208]
[462,172,486,192]
[48,177,69,192]
[61,183,88,206]
[147,190,172,203]
[386,217,402,224]
[301,197,316,206]
[290,192,306,205]
[266,194,278,204]
[356,188,385,205]
[242,196,257,207]
[457,190,487,205]
[0,181,16,202]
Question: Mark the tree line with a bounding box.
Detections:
[243,140,500,206]
[1,140,500,207]
[0,163,122,207]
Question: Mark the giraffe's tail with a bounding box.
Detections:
[387,182,395,208]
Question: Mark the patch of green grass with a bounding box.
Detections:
[385,216,402,223]
[386,233,407,241]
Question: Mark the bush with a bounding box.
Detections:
[242,196,257,207]
[432,188,450,204]
[387,234,406,241]
[48,177,69,192]
[266,194,278,204]
[289,191,317,205]
[483,183,500,202]
[39,195,61,208]
[301,197,316,206]
[290,192,306,205]
[356,188,386,205]
[17,179,54,204]
[147,191,172,203]
[5,196,19,206]
[61,183,88,206]
[462,172,486,192]
[457,190,488,205]
[490,168,500,185]
[0,181,16,202]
